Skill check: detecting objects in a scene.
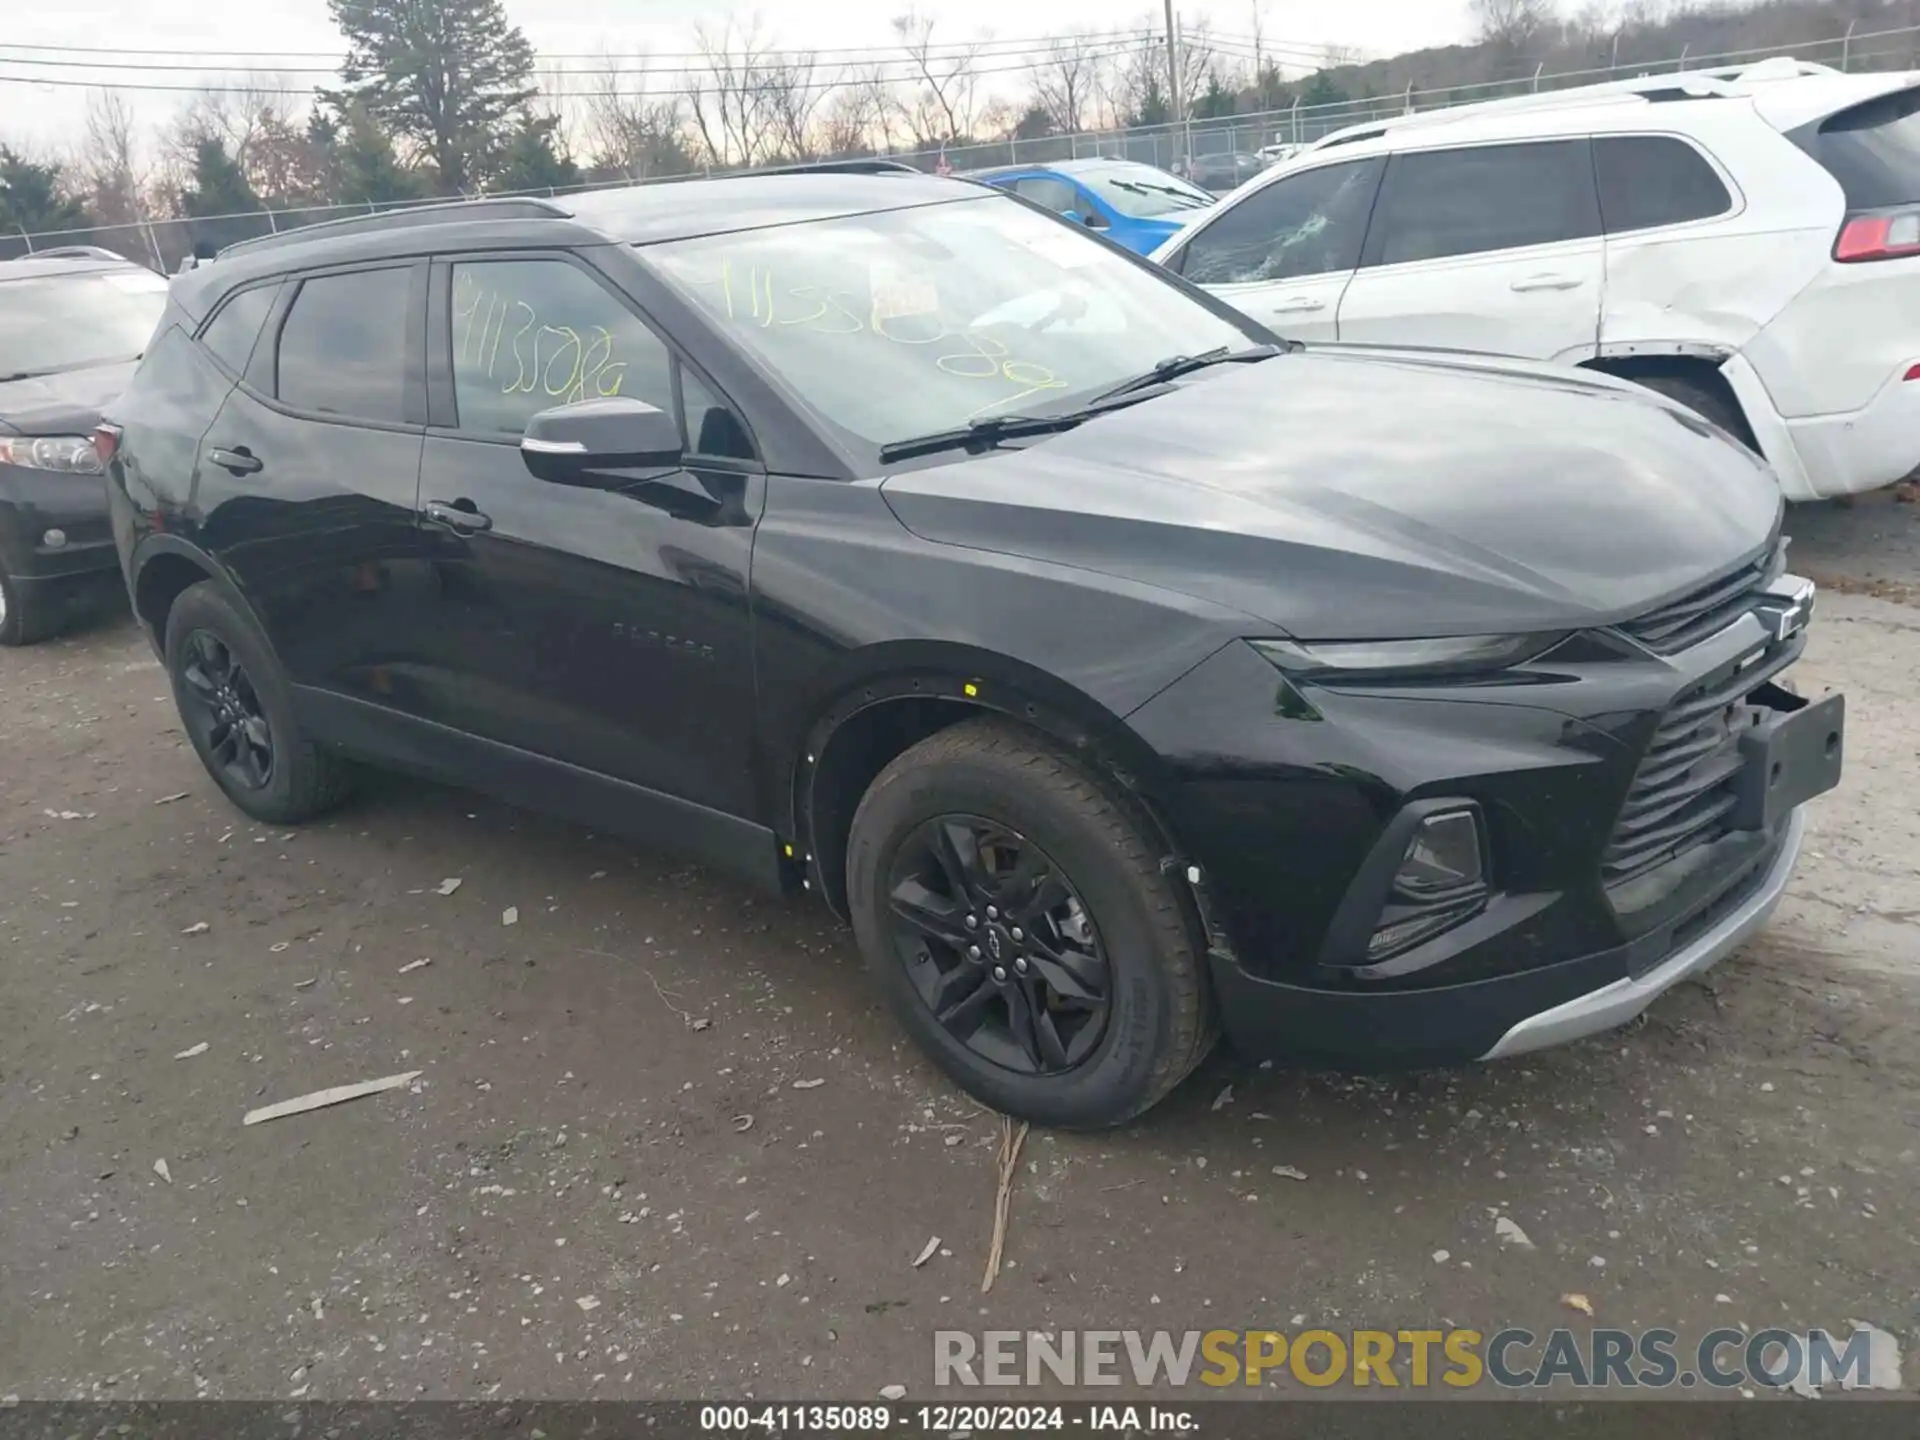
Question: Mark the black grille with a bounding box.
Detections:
[1615,548,1776,654]
[1603,662,1767,887]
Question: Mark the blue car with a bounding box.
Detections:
[968,158,1215,255]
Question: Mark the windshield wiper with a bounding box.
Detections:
[1108,178,1211,208]
[1090,343,1285,405]
[878,410,1093,463]
[877,385,1181,463]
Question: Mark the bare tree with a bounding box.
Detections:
[761,51,829,162]
[1029,32,1109,136]
[582,58,695,178]
[820,65,901,156]
[687,19,785,167]
[891,9,983,145]
[78,90,147,229]
[164,75,287,176]
[1472,0,1562,56]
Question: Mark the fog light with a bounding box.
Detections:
[42,528,68,549]
[1363,808,1490,961]
[1393,809,1484,897]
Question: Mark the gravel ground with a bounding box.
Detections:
[1,496,1916,1404]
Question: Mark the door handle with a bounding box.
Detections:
[1270,296,1327,314]
[421,499,493,534]
[1510,274,1585,293]
[207,446,263,475]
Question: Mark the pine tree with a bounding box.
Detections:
[491,114,581,195]
[326,0,538,194]
[0,149,87,241]
[314,103,424,206]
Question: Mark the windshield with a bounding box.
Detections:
[646,194,1252,452]
[0,269,168,379]
[1079,165,1214,218]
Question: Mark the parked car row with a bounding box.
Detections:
[49,145,1842,1126]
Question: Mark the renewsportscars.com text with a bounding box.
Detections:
[933,1327,1884,1391]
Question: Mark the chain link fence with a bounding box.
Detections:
[10,20,1920,272]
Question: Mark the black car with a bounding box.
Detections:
[101,172,1844,1128]
[0,249,166,644]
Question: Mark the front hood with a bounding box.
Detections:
[880,347,1783,640]
[0,360,137,437]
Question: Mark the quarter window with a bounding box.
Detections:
[450,258,673,437]
[1174,157,1384,283]
[200,282,279,377]
[275,268,411,422]
[1366,141,1600,267]
[1594,135,1734,232]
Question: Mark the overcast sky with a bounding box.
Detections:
[0,0,1477,155]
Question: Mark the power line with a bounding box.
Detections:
[0,29,1163,68]
[0,39,1166,98]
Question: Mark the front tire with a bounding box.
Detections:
[846,718,1215,1129]
[163,581,355,824]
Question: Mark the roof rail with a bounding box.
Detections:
[757,158,926,176]
[27,244,131,263]
[1306,57,1828,152]
[214,195,569,261]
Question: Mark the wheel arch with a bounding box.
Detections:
[129,535,254,651]
[1580,349,1761,450]
[790,643,1189,921]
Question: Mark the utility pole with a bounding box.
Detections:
[1251,1,1265,76]
[1164,0,1184,167]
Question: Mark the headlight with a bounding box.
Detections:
[1250,633,1565,681]
[0,435,104,475]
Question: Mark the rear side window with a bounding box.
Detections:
[1595,136,1733,232]
[275,267,411,423]
[200,283,279,377]
[1795,85,1920,208]
[1174,157,1384,283]
[1011,177,1080,215]
[1365,140,1600,266]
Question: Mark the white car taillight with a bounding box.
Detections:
[1835,207,1920,262]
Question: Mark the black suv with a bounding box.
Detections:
[0,249,166,644]
[102,172,1843,1127]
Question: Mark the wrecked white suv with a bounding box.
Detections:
[1152,57,1920,501]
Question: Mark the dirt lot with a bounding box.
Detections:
[2,497,1916,1404]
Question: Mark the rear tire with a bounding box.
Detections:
[846,718,1216,1129]
[163,580,355,824]
[0,564,60,647]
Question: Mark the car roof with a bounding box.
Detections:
[969,157,1162,179]
[1301,57,1918,159]
[169,170,992,318]
[0,254,147,283]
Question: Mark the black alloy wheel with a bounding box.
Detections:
[175,628,276,790]
[884,815,1112,1076]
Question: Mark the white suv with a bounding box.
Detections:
[1151,58,1920,501]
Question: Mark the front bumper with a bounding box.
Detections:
[0,465,118,584]
[1480,809,1802,1058]
[1126,595,1838,1070]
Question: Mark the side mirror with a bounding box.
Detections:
[520,397,682,485]
[1084,210,1109,230]
[1062,210,1084,225]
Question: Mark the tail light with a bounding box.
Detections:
[1835,207,1920,262]
[92,422,122,467]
